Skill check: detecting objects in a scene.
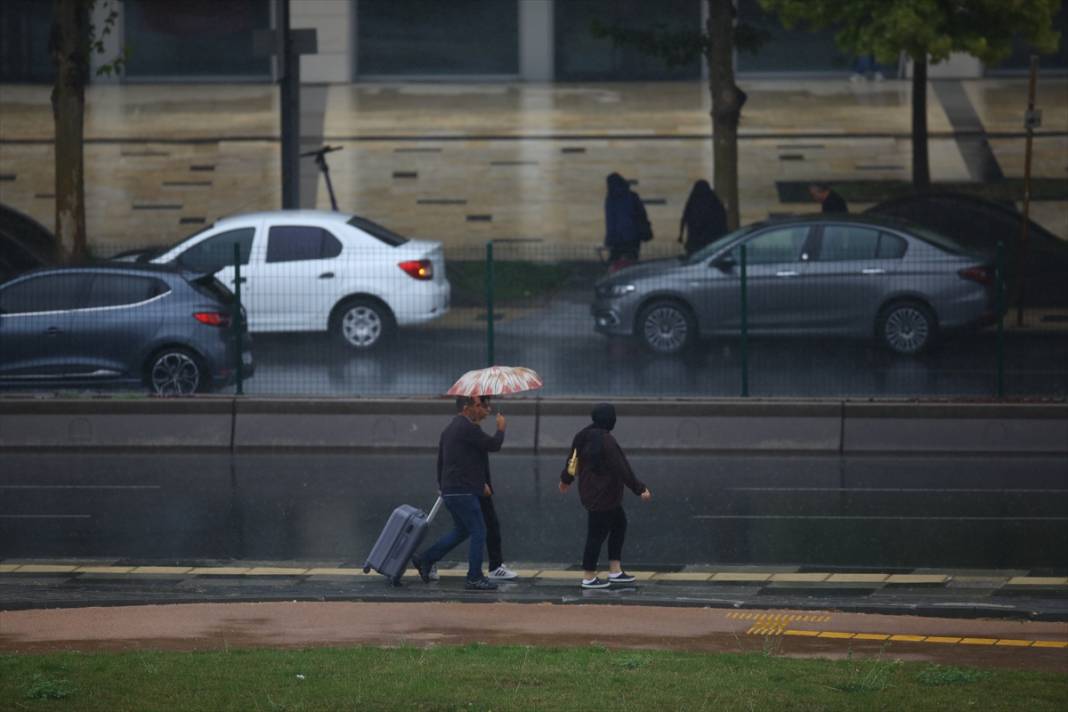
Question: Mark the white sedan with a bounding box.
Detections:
[141,210,450,349]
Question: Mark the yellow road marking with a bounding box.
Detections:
[189,567,252,575]
[853,633,891,641]
[817,631,854,639]
[1007,577,1068,586]
[1032,641,1068,649]
[75,566,135,574]
[12,565,78,573]
[654,573,712,582]
[247,567,309,576]
[827,574,889,583]
[711,572,771,582]
[305,568,370,576]
[995,639,1033,647]
[0,565,20,573]
[534,569,575,579]
[959,638,998,646]
[886,575,948,584]
[925,636,962,644]
[769,573,830,583]
[890,635,927,642]
[784,630,821,637]
[131,566,192,575]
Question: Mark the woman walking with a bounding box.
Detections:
[678,179,728,256]
[559,403,652,589]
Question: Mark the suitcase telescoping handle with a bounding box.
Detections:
[426,496,444,524]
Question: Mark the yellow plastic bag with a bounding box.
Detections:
[566,448,579,477]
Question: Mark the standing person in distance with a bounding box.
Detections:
[412,395,506,591]
[559,403,652,589]
[678,179,729,256]
[808,182,849,214]
[604,172,651,271]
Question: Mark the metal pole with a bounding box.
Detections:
[1015,55,1038,326]
[486,241,495,367]
[278,0,300,209]
[996,241,1005,399]
[233,243,244,396]
[740,244,748,397]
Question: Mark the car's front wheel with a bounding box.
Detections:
[637,300,695,354]
[876,300,936,355]
[147,347,204,396]
[333,298,395,350]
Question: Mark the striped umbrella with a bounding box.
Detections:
[446,365,543,396]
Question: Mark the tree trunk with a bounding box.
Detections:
[50,0,90,263]
[911,54,930,192]
[706,0,742,230]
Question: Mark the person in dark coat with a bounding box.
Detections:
[559,403,652,589]
[678,179,729,256]
[412,395,506,591]
[604,172,649,265]
[809,182,849,213]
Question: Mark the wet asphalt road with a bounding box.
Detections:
[241,322,1068,398]
[2,452,1065,572]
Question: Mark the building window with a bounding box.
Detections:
[554,0,701,81]
[357,0,518,76]
[0,0,55,83]
[124,0,271,79]
[736,0,849,73]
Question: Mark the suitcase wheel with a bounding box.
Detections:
[362,565,371,574]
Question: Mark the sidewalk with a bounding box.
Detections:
[1,79,1064,252]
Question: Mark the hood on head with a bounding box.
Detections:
[591,402,616,430]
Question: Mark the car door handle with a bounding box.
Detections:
[318,272,335,279]
[861,268,886,275]
[775,270,799,277]
[45,326,63,336]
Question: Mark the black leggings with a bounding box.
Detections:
[583,506,627,571]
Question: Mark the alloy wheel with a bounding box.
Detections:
[883,305,930,354]
[642,304,690,353]
[150,351,200,396]
[341,305,383,348]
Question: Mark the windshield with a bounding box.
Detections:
[347,215,409,246]
[684,224,760,264]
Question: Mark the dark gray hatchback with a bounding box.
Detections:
[0,263,253,395]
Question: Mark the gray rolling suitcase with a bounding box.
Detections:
[362,497,443,586]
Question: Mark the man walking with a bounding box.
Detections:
[413,395,506,591]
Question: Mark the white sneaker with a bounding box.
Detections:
[488,565,518,580]
[428,564,439,581]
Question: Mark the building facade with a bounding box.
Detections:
[2,0,1064,85]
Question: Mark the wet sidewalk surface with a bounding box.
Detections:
[2,600,1066,673]
[3,560,1067,619]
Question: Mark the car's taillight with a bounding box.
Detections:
[194,311,232,327]
[958,266,993,286]
[398,259,433,280]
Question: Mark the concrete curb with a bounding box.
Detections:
[1,398,1066,454]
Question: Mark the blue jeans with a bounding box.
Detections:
[420,493,486,581]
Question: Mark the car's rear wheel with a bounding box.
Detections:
[333,298,395,350]
[876,300,936,355]
[147,347,204,396]
[637,300,695,354]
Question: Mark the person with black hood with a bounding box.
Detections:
[604,172,651,267]
[678,179,729,256]
[559,403,652,589]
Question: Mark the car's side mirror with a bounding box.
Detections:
[711,255,736,271]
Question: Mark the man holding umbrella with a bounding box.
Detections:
[412,394,507,591]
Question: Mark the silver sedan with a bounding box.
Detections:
[593,215,998,355]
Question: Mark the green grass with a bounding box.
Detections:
[1,644,1064,711]
[446,261,587,306]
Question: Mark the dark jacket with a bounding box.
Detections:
[437,414,504,495]
[560,406,646,512]
[679,180,728,255]
[604,173,646,254]
[821,190,849,214]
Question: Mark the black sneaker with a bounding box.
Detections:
[608,571,636,584]
[465,577,498,591]
[411,556,431,584]
[581,577,611,589]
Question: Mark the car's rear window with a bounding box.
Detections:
[189,274,235,305]
[347,215,409,246]
[901,225,971,255]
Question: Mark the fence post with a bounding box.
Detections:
[996,240,1005,399]
[740,244,749,397]
[485,240,495,367]
[232,243,244,396]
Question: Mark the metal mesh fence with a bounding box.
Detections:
[1,232,1066,399]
